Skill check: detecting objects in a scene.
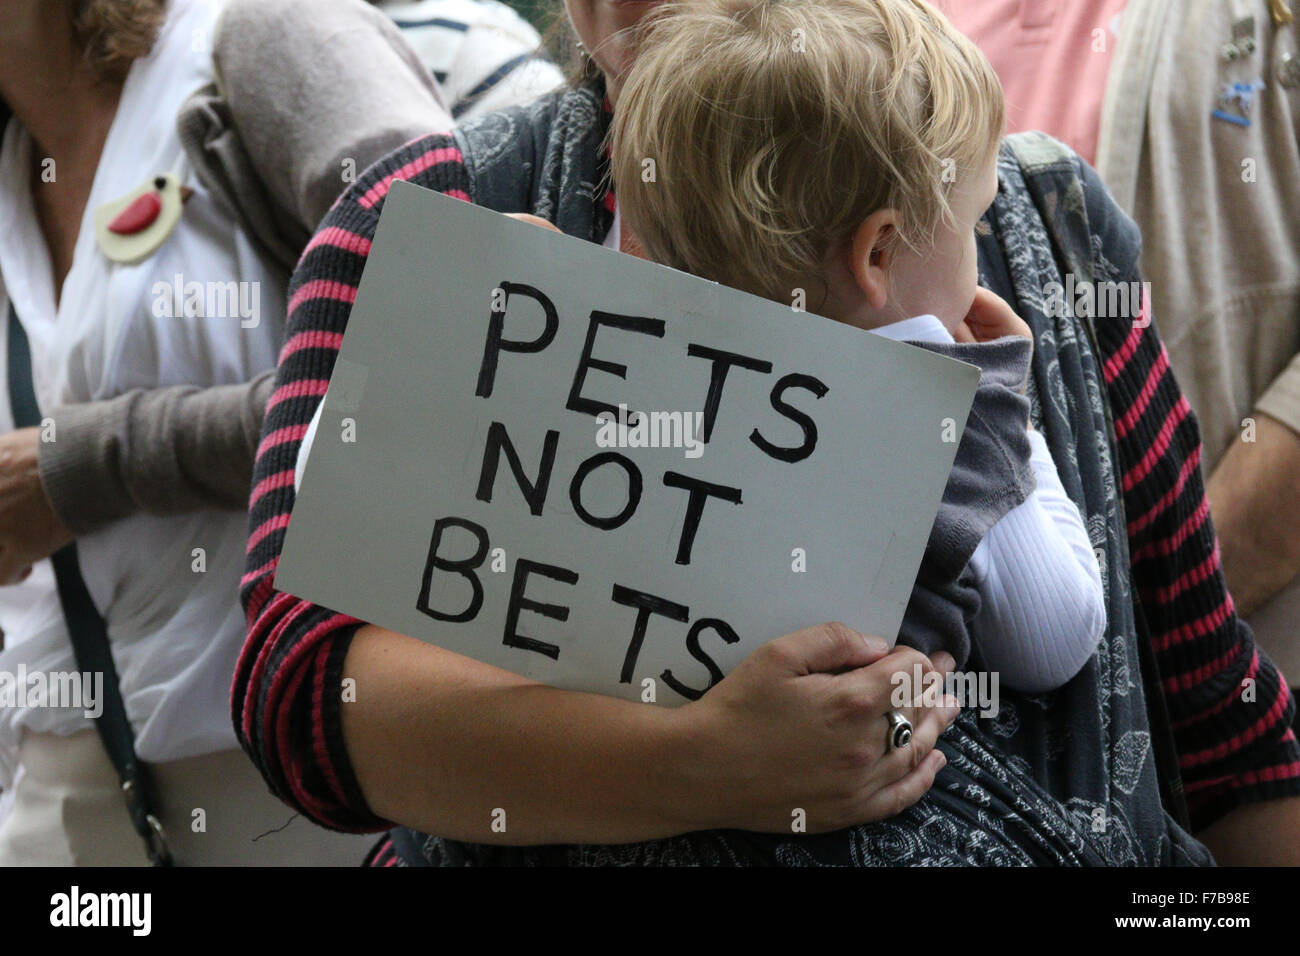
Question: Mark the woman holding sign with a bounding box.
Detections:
[237,0,1300,866]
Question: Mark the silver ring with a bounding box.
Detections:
[886,710,913,750]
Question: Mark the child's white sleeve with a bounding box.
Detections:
[294,403,324,493]
[967,428,1106,693]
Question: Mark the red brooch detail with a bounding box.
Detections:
[106,191,162,235]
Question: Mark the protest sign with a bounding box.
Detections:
[275,181,979,704]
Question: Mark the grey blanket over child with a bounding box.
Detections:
[900,335,1036,668]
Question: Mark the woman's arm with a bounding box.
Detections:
[1196,794,1300,866]
[1077,161,1300,839]
[9,0,453,554]
[42,372,273,527]
[212,0,452,236]
[237,134,483,831]
[0,373,275,582]
[340,623,956,844]
[1206,410,1300,617]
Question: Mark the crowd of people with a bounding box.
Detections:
[0,0,1296,866]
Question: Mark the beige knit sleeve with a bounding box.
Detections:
[37,372,276,535]
[213,0,453,232]
[1256,350,1300,436]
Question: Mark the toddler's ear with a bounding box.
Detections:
[848,210,898,311]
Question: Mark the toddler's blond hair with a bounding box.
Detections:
[611,0,1005,306]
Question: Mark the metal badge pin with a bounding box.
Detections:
[1213,79,1266,126]
[1280,51,1300,88]
[1222,14,1257,60]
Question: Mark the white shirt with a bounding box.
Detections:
[871,315,1106,692]
[604,208,622,252]
[0,0,285,790]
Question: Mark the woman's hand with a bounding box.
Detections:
[342,621,958,845]
[954,287,1032,343]
[0,428,73,584]
[678,622,959,834]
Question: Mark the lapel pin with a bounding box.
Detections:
[1280,50,1300,88]
[1213,78,1265,126]
[1221,15,1257,60]
[93,173,192,265]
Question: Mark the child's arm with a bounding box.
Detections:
[947,288,1105,691]
[967,429,1107,693]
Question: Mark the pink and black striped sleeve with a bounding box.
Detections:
[234,133,473,831]
[1072,158,1300,831]
[1100,310,1300,829]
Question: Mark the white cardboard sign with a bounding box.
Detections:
[275,181,979,704]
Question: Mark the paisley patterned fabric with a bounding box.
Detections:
[387,86,1215,867]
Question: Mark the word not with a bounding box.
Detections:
[50,886,151,937]
[150,273,261,328]
[0,665,102,718]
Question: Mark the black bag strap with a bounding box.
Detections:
[5,303,172,865]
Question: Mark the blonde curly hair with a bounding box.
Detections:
[611,0,1005,307]
[68,0,168,83]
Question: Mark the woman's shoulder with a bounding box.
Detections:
[320,78,602,235]
[999,131,1142,284]
[451,80,604,213]
[303,131,472,256]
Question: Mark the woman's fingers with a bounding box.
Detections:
[858,748,948,822]
[878,693,960,774]
[801,686,956,830]
[832,644,943,716]
[702,630,958,833]
[767,621,890,677]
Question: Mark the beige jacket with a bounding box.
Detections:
[1097,0,1300,678]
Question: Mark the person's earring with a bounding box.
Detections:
[576,39,597,77]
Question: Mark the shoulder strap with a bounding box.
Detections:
[5,305,172,865]
[1001,132,1192,830]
